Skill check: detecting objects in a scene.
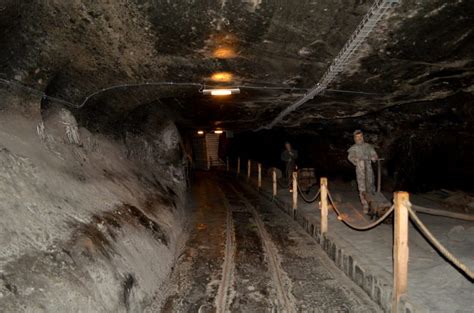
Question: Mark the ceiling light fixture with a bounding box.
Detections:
[197,130,204,135]
[202,88,240,96]
[214,130,224,134]
[211,72,233,82]
[213,47,236,59]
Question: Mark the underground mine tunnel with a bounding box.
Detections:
[1,0,474,312]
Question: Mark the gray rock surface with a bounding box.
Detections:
[0,90,187,312]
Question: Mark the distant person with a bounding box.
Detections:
[347,130,378,213]
[281,142,298,190]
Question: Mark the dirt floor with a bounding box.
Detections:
[160,172,381,312]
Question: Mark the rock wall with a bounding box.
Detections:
[0,89,187,312]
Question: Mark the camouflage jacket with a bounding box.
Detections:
[347,143,378,166]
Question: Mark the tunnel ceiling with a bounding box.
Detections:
[1,0,473,133]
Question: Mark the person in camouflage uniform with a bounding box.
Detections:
[347,130,378,213]
[281,142,298,191]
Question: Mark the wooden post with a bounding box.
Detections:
[257,163,262,189]
[292,171,298,214]
[247,160,251,180]
[237,157,241,176]
[272,168,277,197]
[392,191,409,313]
[320,177,328,235]
[377,159,382,193]
[226,157,229,172]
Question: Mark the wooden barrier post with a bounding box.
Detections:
[377,160,381,192]
[292,171,298,216]
[320,177,328,235]
[237,157,241,176]
[376,158,385,193]
[392,191,409,313]
[247,160,251,180]
[257,163,262,189]
[226,157,229,172]
[272,168,277,197]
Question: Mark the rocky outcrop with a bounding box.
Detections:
[0,89,187,312]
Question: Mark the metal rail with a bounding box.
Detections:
[258,0,400,130]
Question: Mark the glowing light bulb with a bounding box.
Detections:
[211,72,233,82]
[211,89,232,96]
[213,47,236,59]
[202,88,240,96]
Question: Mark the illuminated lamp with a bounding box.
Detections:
[202,88,240,96]
[211,72,233,82]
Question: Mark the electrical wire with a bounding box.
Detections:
[0,78,79,108]
[79,82,204,108]
[0,77,386,112]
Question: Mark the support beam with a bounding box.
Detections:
[272,168,277,197]
[247,160,251,180]
[258,163,262,189]
[292,171,298,214]
[377,159,382,192]
[237,157,241,176]
[320,177,328,235]
[392,191,409,313]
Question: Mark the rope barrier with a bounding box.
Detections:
[237,159,474,313]
[237,161,474,313]
[327,190,394,231]
[239,158,473,292]
[407,205,474,280]
[297,182,320,204]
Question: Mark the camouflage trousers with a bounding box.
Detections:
[285,161,296,180]
[355,161,375,209]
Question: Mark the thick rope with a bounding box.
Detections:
[327,190,394,231]
[297,182,321,204]
[243,165,473,280]
[407,205,474,280]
